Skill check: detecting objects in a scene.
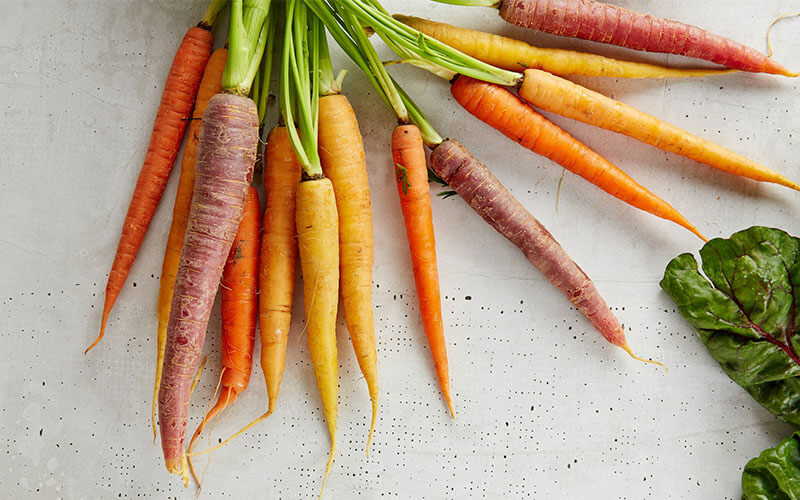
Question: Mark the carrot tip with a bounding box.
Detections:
[165,456,190,487]
[620,343,668,372]
[446,399,455,420]
[319,442,335,500]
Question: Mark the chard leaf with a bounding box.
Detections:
[660,226,800,427]
[742,431,800,500]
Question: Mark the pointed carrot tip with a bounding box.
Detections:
[319,442,335,500]
[620,343,668,372]
[447,400,455,420]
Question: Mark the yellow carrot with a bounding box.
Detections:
[296,177,340,494]
[318,93,379,454]
[395,15,735,79]
[518,68,800,191]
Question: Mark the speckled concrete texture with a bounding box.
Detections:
[1,1,799,498]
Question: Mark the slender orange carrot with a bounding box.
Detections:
[187,186,260,485]
[151,47,228,441]
[392,124,453,417]
[87,25,214,354]
[451,75,707,241]
[260,126,302,415]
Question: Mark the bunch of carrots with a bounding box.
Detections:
[86,0,797,494]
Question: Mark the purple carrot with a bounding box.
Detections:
[498,0,795,76]
[158,93,259,482]
[429,139,663,367]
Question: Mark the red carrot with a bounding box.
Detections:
[496,0,795,76]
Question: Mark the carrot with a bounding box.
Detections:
[318,93,379,452]
[186,186,260,484]
[481,0,796,76]
[157,0,268,483]
[260,125,302,414]
[392,125,453,417]
[150,47,228,441]
[395,15,735,79]
[296,177,340,495]
[429,139,661,365]
[87,2,225,354]
[517,68,800,191]
[451,75,707,240]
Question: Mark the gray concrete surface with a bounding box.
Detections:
[1,0,799,498]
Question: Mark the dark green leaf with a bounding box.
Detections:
[742,431,800,500]
[437,190,457,199]
[395,163,410,195]
[660,226,800,427]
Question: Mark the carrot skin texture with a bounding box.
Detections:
[158,93,258,479]
[430,139,627,348]
[186,185,260,478]
[152,47,228,439]
[89,26,214,353]
[392,125,453,417]
[498,0,793,75]
[296,178,339,491]
[451,76,706,240]
[517,69,800,192]
[259,126,302,415]
[396,15,734,79]
[318,95,379,451]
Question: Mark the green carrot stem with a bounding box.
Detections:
[318,23,340,96]
[224,0,272,95]
[198,0,228,30]
[257,11,278,123]
[280,0,323,178]
[338,0,521,86]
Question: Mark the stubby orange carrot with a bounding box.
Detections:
[151,47,228,441]
[87,2,224,354]
[187,186,260,485]
[392,125,453,417]
[450,75,707,240]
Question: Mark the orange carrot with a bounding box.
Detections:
[87,24,214,353]
[450,75,707,241]
[260,126,302,415]
[187,186,260,485]
[151,47,228,441]
[392,125,453,417]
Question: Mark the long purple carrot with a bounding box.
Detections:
[429,139,662,367]
[497,0,795,76]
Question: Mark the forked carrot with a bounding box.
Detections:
[186,186,260,486]
[151,47,228,441]
[395,15,735,79]
[517,69,800,191]
[392,125,453,417]
[260,125,302,415]
[87,1,224,354]
[451,75,707,240]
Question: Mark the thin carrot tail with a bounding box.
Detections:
[85,308,111,354]
[445,392,455,420]
[366,393,378,458]
[620,343,668,371]
[319,438,336,500]
[187,388,232,487]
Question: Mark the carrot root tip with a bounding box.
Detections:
[620,343,668,371]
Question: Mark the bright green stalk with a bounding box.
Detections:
[318,23,340,96]
[337,0,521,86]
[223,0,272,95]
[280,0,322,178]
[243,0,272,53]
[198,0,228,29]
[256,11,278,123]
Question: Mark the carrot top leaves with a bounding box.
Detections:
[337,0,522,86]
